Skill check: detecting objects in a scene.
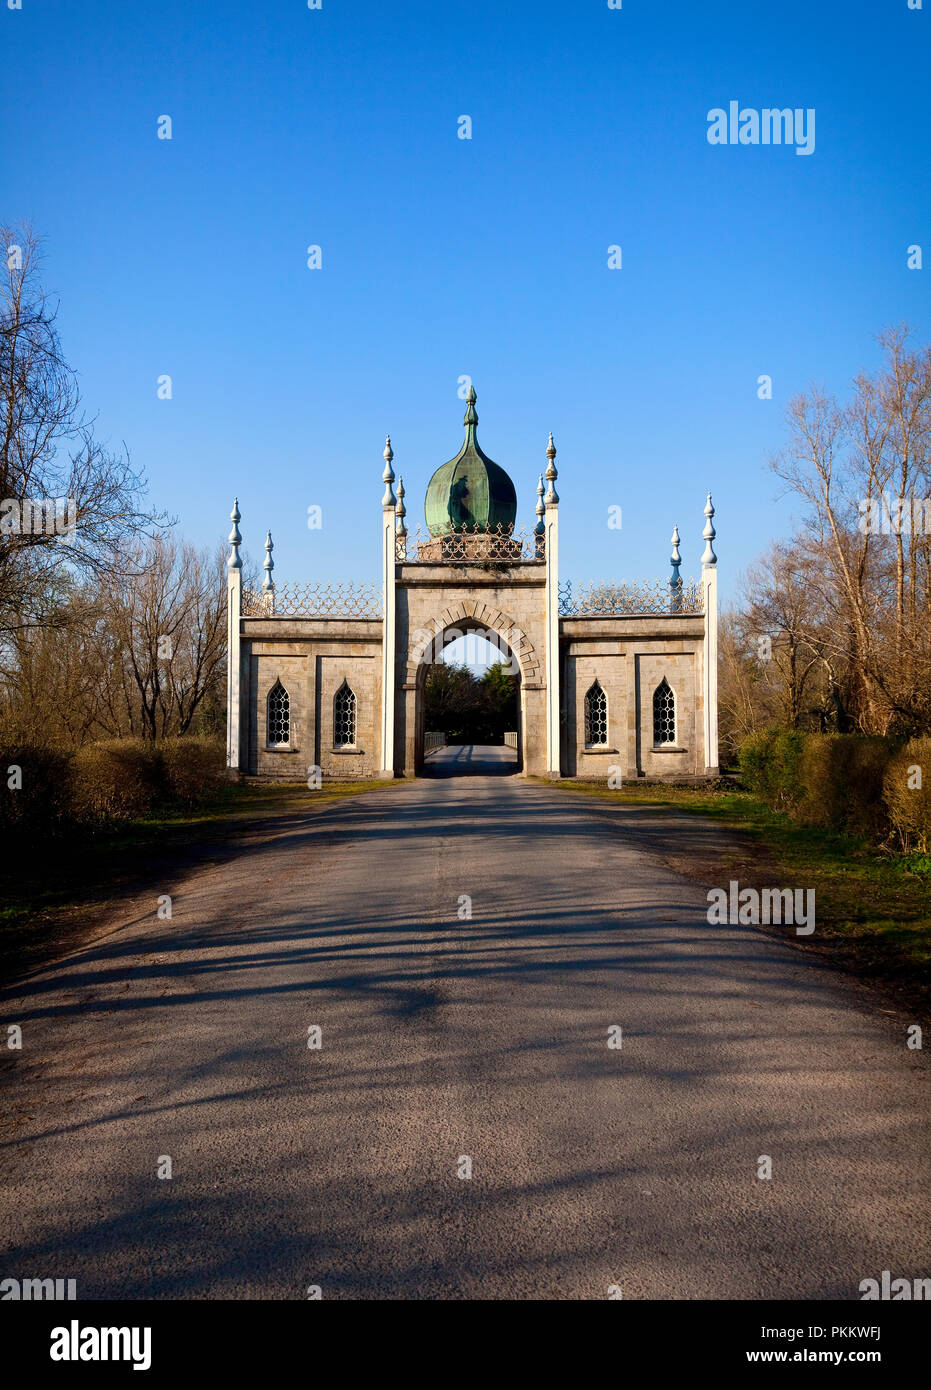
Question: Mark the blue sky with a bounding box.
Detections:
[5,0,929,608]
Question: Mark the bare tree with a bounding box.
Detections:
[739,542,834,728]
[717,610,777,760]
[0,585,107,746]
[0,223,164,637]
[770,327,931,734]
[0,537,227,746]
[100,537,227,740]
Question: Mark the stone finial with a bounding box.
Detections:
[262,529,275,591]
[534,473,545,534]
[382,434,397,508]
[228,498,242,570]
[395,476,407,537]
[669,523,683,610]
[544,432,559,504]
[701,492,717,567]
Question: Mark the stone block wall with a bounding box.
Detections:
[560,616,705,779]
[634,648,700,778]
[242,619,382,779]
[563,643,627,779]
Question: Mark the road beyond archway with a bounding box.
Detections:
[422,744,518,776]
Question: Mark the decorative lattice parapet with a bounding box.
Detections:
[558,579,704,617]
[398,524,544,564]
[242,581,382,618]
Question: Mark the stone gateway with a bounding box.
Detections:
[225,388,719,781]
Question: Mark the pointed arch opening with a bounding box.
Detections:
[652,677,676,747]
[584,679,608,748]
[334,680,357,748]
[413,615,526,776]
[267,678,291,748]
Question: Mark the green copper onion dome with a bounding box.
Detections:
[425,386,518,536]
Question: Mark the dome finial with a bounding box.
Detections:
[463,383,478,429]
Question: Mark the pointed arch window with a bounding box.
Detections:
[584,679,608,747]
[267,679,291,747]
[334,681,357,748]
[653,677,676,746]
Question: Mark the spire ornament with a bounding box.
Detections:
[701,493,717,567]
[262,529,275,592]
[463,383,478,430]
[533,472,546,557]
[395,476,407,548]
[228,498,242,570]
[669,523,683,611]
[382,435,396,508]
[544,433,558,504]
[534,473,546,534]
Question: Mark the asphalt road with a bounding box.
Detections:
[1,750,928,1299]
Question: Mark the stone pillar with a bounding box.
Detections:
[401,683,419,777]
[522,684,547,776]
[378,437,397,778]
[543,434,561,777]
[226,499,243,774]
[701,493,719,775]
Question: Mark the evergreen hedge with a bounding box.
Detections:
[739,729,930,851]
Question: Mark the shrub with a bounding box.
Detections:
[0,745,73,836]
[797,734,890,838]
[160,736,225,806]
[883,738,931,854]
[0,735,228,842]
[70,739,165,823]
[738,728,806,811]
[739,730,898,839]
[737,729,777,800]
